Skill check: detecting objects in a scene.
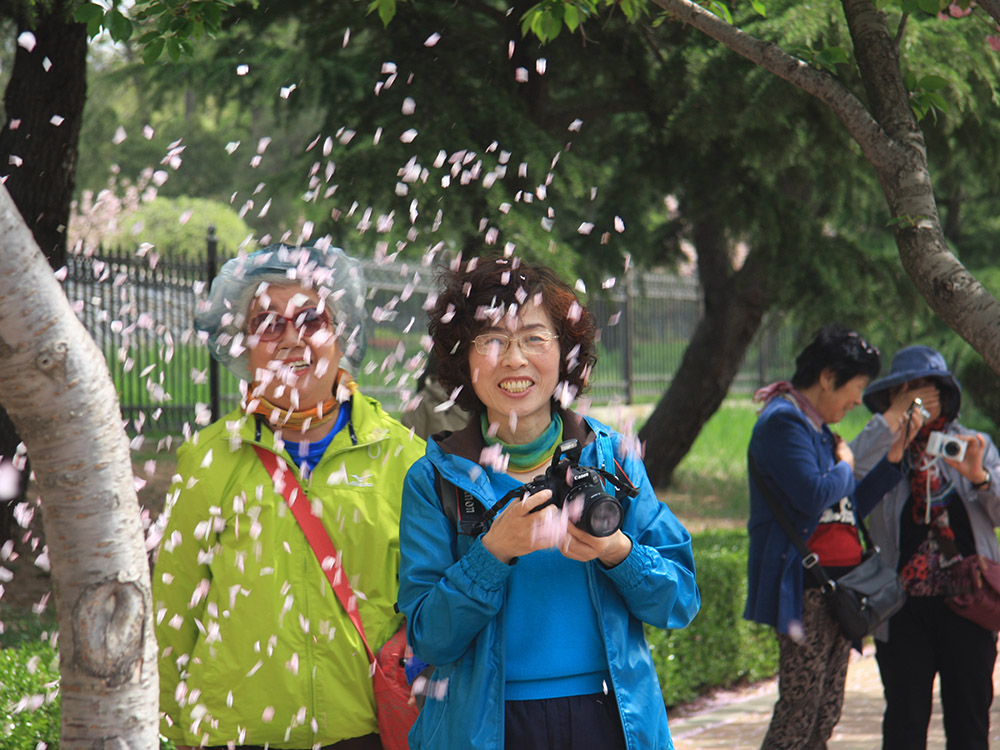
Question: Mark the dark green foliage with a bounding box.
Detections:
[958,355,1000,436]
[646,527,778,707]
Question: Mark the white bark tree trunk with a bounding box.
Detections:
[650,0,1000,371]
[0,185,157,749]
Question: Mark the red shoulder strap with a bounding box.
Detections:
[253,445,376,664]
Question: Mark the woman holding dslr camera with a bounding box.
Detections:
[397,254,699,750]
[852,345,1000,750]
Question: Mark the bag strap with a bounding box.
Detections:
[748,452,836,591]
[253,445,377,665]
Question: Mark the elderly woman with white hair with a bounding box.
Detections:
[152,243,425,750]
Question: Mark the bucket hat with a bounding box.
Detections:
[194,242,367,381]
[862,345,961,420]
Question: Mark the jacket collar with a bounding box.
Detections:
[434,407,595,464]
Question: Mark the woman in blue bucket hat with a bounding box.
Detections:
[151,243,425,749]
[852,345,1000,750]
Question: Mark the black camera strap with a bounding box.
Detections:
[434,469,524,536]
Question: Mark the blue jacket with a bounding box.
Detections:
[744,396,902,634]
[398,411,700,750]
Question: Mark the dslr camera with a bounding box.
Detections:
[926,431,967,462]
[521,438,638,537]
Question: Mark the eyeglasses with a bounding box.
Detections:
[472,330,558,356]
[248,307,331,342]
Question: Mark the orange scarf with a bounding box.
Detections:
[244,369,357,430]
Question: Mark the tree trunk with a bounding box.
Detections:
[0,1,89,521]
[638,218,772,487]
[0,0,88,266]
[0,186,158,749]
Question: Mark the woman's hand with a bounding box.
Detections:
[943,433,989,485]
[883,384,940,433]
[887,406,925,463]
[834,434,855,471]
[481,489,560,564]
[561,526,633,568]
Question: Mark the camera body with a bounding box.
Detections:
[926,431,967,462]
[522,439,629,537]
[911,397,931,421]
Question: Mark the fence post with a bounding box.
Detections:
[623,264,635,404]
[206,226,221,423]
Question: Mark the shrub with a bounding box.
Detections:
[108,196,255,260]
[647,527,778,706]
[0,638,60,747]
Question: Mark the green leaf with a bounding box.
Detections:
[368,0,397,26]
[750,0,767,17]
[143,38,165,65]
[916,0,941,15]
[707,1,734,25]
[106,8,133,42]
[815,46,849,67]
[166,36,181,63]
[903,71,917,90]
[917,74,948,91]
[564,3,580,32]
[73,3,105,24]
[923,90,949,111]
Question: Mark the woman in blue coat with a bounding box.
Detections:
[745,325,916,749]
[398,255,700,750]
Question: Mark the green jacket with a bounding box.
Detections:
[153,392,425,748]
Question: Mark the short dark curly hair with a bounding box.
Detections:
[791,324,881,390]
[428,254,598,413]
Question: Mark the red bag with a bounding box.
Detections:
[255,447,419,749]
[373,626,420,750]
[946,554,1000,632]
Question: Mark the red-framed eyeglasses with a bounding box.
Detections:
[248,307,331,342]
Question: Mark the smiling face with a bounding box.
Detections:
[468,302,561,444]
[246,285,342,410]
[815,371,869,425]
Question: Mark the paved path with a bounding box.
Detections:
[669,644,1000,749]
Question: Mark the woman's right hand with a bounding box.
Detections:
[481,488,560,564]
[834,434,855,471]
[883,384,939,433]
[886,402,926,462]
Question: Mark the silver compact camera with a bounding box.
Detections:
[926,431,967,462]
[911,397,931,421]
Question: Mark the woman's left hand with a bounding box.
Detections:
[560,526,632,567]
[944,433,989,485]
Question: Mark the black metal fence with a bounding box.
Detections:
[60,238,796,436]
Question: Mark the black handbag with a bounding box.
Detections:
[749,455,906,640]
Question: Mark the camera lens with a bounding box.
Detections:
[581,495,623,537]
[944,441,961,457]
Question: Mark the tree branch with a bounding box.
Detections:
[649,0,900,174]
[979,0,1000,26]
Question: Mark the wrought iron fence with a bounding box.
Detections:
[60,237,796,436]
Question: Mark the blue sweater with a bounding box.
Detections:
[398,411,700,750]
[744,396,903,634]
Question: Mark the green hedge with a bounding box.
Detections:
[1,638,61,747]
[648,527,778,707]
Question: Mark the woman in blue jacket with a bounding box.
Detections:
[398,255,700,750]
[745,325,915,750]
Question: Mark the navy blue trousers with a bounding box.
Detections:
[504,691,627,750]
